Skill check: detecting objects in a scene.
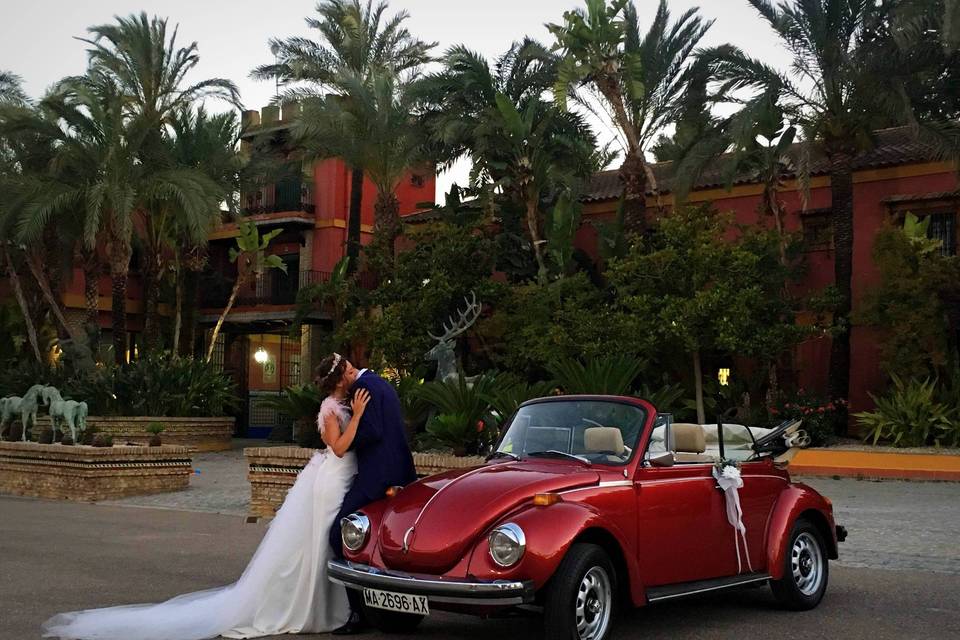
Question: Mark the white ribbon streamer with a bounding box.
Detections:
[712,465,753,574]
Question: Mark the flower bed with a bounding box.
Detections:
[243,447,486,520]
[0,441,192,501]
[35,416,235,452]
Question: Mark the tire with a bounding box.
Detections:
[543,543,617,640]
[770,518,829,610]
[363,606,424,633]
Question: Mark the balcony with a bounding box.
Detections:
[199,270,377,309]
[242,178,315,216]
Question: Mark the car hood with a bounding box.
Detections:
[376,460,600,573]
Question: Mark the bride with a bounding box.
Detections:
[43,354,368,640]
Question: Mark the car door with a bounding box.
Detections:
[634,462,740,586]
[736,458,787,572]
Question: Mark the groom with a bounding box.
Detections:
[330,360,417,635]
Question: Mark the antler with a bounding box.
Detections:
[428,291,483,342]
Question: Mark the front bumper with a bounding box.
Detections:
[328,559,536,606]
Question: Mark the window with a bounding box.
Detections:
[927,212,957,256]
[410,174,425,188]
[801,211,832,252]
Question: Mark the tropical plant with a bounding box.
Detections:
[702,0,933,434]
[549,0,713,234]
[421,412,491,456]
[855,217,960,380]
[254,0,434,269]
[115,353,238,417]
[263,384,324,447]
[484,378,556,426]
[414,372,498,423]
[547,354,646,396]
[205,222,287,362]
[0,71,27,106]
[417,40,603,282]
[856,377,956,447]
[635,380,687,416]
[768,389,845,447]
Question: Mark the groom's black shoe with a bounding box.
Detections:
[332,611,367,635]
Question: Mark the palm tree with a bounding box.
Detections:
[166,107,245,356]
[205,222,287,362]
[703,0,920,433]
[74,13,240,357]
[252,0,434,270]
[549,0,713,234]
[0,71,27,105]
[417,41,602,282]
[294,71,425,271]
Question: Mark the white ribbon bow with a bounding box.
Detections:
[712,464,753,574]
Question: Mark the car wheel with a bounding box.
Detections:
[363,607,424,634]
[770,518,829,610]
[544,543,616,640]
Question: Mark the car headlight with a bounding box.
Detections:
[341,513,370,552]
[488,523,525,567]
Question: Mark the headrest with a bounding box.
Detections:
[584,427,625,455]
[672,423,706,453]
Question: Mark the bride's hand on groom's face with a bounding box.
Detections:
[351,388,371,416]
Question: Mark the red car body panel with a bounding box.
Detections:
[341,395,837,610]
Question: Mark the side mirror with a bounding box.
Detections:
[647,451,675,468]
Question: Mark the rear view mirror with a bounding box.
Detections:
[647,451,675,467]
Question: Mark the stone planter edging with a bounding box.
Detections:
[34,416,234,452]
[243,447,487,520]
[0,441,192,501]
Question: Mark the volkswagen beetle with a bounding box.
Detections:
[329,396,845,640]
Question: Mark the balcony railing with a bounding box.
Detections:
[200,269,378,309]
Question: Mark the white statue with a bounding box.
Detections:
[51,399,89,442]
[19,385,45,441]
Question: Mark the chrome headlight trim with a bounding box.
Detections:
[341,513,370,552]
[488,522,526,567]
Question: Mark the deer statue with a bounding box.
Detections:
[426,292,483,383]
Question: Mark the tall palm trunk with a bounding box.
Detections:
[172,257,183,358]
[142,254,163,352]
[80,248,101,351]
[346,167,364,273]
[619,149,648,236]
[692,348,705,425]
[525,198,548,283]
[373,191,401,258]
[108,236,132,366]
[205,275,245,362]
[24,251,83,343]
[181,269,200,357]
[827,152,855,435]
[3,245,43,364]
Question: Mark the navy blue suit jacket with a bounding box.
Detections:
[349,372,417,500]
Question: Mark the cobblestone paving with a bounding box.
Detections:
[803,476,960,575]
[98,443,960,575]
[98,439,276,516]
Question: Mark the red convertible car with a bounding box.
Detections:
[329,396,846,640]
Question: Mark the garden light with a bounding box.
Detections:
[718,368,731,386]
[254,347,269,364]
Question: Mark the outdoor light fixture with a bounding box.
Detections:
[254,347,269,364]
[718,368,731,386]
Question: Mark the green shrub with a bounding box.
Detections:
[546,354,645,395]
[420,412,489,456]
[115,354,238,417]
[484,378,556,426]
[856,377,955,447]
[770,389,845,446]
[414,374,498,454]
[635,381,687,416]
[146,422,166,435]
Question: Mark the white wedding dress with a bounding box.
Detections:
[42,397,356,640]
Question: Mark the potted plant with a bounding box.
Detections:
[146,422,166,447]
[60,432,75,446]
[92,433,113,448]
[81,425,99,446]
[38,428,54,444]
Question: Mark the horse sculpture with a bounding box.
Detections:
[425,292,483,383]
[50,399,88,442]
[19,385,46,441]
[0,396,23,440]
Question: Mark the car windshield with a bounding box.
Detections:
[496,400,648,466]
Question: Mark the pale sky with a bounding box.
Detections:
[0,0,792,201]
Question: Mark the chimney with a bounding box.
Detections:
[241,109,261,129]
[262,105,280,124]
[281,101,302,121]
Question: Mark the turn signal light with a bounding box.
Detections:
[386,486,403,498]
[532,493,562,506]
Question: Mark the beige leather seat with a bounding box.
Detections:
[584,427,627,462]
[672,423,714,464]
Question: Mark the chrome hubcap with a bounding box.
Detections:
[791,532,824,596]
[575,566,612,640]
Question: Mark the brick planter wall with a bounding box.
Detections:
[0,442,192,501]
[243,447,487,520]
[35,416,235,452]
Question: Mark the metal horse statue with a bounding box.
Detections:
[425,292,483,383]
[0,396,23,439]
[50,399,88,442]
[19,385,47,441]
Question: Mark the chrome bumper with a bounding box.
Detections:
[327,559,535,606]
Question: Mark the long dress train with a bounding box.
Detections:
[42,398,355,640]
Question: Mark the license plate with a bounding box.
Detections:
[363,587,430,615]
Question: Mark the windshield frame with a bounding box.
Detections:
[494,395,653,468]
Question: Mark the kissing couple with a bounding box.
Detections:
[43,353,417,639]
